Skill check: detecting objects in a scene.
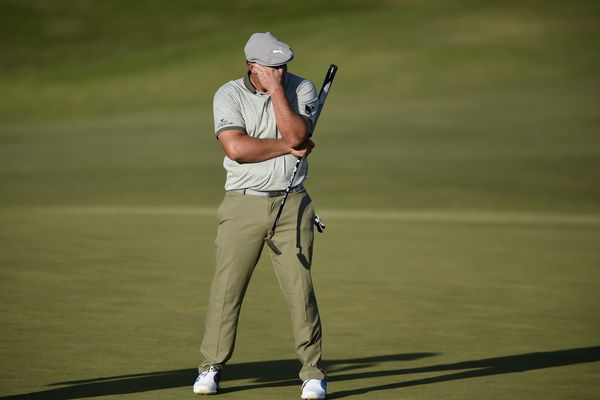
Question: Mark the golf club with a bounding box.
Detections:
[265,64,338,255]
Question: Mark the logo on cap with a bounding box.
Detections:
[244,32,294,66]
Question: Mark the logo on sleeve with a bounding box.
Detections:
[305,104,316,115]
[217,118,234,130]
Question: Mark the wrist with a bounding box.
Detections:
[268,85,284,96]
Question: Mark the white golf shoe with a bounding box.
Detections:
[193,366,220,395]
[301,379,327,399]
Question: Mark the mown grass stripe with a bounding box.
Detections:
[4,206,600,227]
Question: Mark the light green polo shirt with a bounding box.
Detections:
[213,72,319,191]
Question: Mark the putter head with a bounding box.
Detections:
[264,237,282,255]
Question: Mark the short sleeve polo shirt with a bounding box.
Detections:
[213,72,319,191]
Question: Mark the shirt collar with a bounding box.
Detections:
[243,72,257,94]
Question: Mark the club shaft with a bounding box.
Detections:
[267,64,338,239]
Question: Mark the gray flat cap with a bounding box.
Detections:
[244,32,294,67]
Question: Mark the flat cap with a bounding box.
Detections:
[244,32,294,67]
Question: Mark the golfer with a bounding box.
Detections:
[193,32,327,399]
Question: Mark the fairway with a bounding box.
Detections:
[1,1,599,399]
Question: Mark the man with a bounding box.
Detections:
[193,32,327,399]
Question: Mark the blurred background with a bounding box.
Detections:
[1,1,599,399]
[1,0,598,211]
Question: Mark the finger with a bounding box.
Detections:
[255,65,271,75]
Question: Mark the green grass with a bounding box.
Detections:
[1,0,599,399]
[1,209,599,399]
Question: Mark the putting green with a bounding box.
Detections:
[1,1,599,399]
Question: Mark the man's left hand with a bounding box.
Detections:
[290,139,315,158]
[252,64,284,93]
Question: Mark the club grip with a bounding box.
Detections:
[313,64,338,132]
[326,64,338,82]
[319,64,338,97]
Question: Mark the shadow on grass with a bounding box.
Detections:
[326,346,600,399]
[1,347,598,399]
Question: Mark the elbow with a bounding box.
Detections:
[224,143,245,162]
[226,149,244,162]
[286,132,310,150]
[218,130,249,162]
[287,139,304,150]
[284,120,311,149]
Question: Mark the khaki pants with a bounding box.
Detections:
[200,189,325,381]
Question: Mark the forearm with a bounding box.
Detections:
[222,135,292,163]
[269,87,310,148]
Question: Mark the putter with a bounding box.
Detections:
[265,64,338,255]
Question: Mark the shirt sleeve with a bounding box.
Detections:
[213,84,246,136]
[295,80,320,135]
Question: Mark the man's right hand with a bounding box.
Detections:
[290,139,315,158]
